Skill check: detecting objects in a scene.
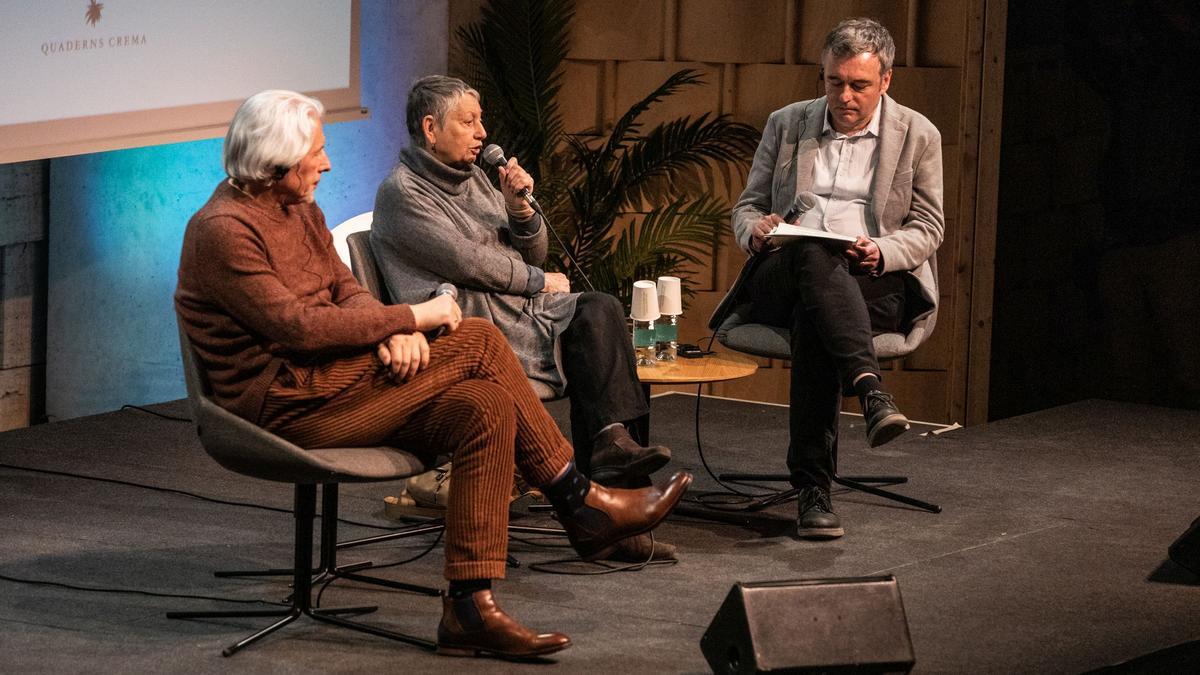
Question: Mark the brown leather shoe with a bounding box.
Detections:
[604,532,678,562]
[589,425,671,482]
[437,589,571,659]
[559,471,692,561]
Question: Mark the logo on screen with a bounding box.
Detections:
[85,1,103,27]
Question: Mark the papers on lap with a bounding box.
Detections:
[767,223,856,244]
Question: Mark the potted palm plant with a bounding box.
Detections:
[455,0,760,308]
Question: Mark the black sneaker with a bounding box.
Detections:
[862,390,910,448]
[796,486,844,539]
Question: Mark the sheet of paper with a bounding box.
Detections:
[767,223,856,244]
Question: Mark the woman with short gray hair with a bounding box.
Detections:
[372,76,678,565]
[404,75,479,151]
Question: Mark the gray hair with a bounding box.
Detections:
[406,75,479,148]
[223,90,325,184]
[822,17,895,74]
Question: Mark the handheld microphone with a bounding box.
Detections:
[782,191,819,224]
[480,144,597,292]
[755,191,819,257]
[481,144,540,210]
[428,282,458,341]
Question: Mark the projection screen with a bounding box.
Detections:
[0,0,364,163]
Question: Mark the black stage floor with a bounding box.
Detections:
[1,394,1198,673]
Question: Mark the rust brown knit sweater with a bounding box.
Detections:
[175,182,416,422]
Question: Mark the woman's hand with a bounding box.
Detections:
[542,272,571,293]
[497,156,535,217]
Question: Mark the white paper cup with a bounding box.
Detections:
[631,280,660,321]
[657,276,682,316]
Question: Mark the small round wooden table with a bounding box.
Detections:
[634,350,758,442]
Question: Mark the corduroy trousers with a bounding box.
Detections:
[258,318,572,581]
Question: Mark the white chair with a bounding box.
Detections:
[330,211,374,269]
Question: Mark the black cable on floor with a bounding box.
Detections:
[314,528,446,608]
[0,572,288,607]
[525,531,677,575]
[682,331,792,512]
[0,462,414,532]
[120,404,192,423]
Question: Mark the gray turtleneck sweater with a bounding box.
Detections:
[371,146,580,397]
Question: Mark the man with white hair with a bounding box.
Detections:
[175,89,691,659]
[728,18,944,539]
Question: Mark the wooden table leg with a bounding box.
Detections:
[632,383,652,444]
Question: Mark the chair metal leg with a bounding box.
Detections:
[311,609,436,650]
[222,610,302,657]
[833,474,940,513]
[718,471,941,514]
[168,484,437,656]
[319,485,440,597]
[166,608,295,620]
[336,520,448,549]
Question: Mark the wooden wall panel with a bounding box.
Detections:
[917,0,968,67]
[941,143,961,220]
[676,0,789,64]
[0,366,36,431]
[0,163,47,248]
[0,160,48,431]
[886,68,962,140]
[733,64,823,129]
[796,0,912,66]
[570,0,666,61]
[559,60,605,133]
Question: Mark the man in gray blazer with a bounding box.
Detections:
[730,18,944,539]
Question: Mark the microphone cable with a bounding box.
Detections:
[483,143,597,293]
[680,329,797,512]
[526,197,598,293]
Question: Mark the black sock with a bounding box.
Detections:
[543,461,591,514]
[853,374,883,401]
[448,578,491,599]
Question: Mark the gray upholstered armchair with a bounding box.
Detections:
[706,256,940,514]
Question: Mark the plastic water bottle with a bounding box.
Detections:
[633,318,657,366]
[655,314,678,361]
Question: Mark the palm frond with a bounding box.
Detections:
[593,195,727,307]
[602,69,706,161]
[455,0,574,179]
[617,114,761,208]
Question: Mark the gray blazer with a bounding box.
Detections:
[729,94,944,342]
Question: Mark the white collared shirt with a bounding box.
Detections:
[794,100,881,239]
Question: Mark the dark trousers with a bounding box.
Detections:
[559,292,650,473]
[744,241,909,491]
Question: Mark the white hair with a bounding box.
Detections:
[223,90,325,184]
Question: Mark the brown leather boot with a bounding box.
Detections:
[589,424,671,482]
[604,532,679,562]
[437,589,571,659]
[557,471,692,560]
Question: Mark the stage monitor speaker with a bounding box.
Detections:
[1169,516,1200,576]
[700,576,915,674]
